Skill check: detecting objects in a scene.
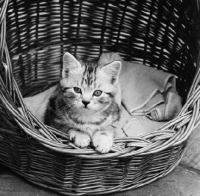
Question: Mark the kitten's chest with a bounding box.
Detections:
[56,110,116,134]
[75,115,116,135]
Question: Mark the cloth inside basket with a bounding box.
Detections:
[98,53,182,137]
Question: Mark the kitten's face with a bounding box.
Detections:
[60,53,121,115]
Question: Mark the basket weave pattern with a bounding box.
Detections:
[0,0,200,195]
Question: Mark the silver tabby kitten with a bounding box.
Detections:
[44,52,122,153]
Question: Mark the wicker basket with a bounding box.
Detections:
[0,0,200,195]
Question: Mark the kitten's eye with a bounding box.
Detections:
[93,90,102,97]
[74,87,82,94]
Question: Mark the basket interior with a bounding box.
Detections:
[5,0,200,103]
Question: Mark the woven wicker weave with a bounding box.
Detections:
[0,0,200,195]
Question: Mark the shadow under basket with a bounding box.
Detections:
[0,0,200,195]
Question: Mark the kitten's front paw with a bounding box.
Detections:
[92,131,113,154]
[69,129,91,148]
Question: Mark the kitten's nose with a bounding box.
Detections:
[82,100,90,107]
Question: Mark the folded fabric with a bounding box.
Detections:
[147,88,182,121]
[98,52,182,121]
[116,106,166,137]
[122,116,165,137]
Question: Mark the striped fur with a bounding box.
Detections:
[44,52,121,153]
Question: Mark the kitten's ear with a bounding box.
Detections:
[62,52,81,78]
[101,61,121,83]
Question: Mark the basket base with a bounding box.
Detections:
[0,164,199,196]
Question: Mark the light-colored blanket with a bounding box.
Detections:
[24,86,56,122]
[99,53,182,137]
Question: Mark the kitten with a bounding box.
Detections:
[44,52,122,153]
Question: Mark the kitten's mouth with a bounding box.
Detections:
[82,107,91,111]
[80,107,96,114]
[81,104,91,110]
[82,107,89,110]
